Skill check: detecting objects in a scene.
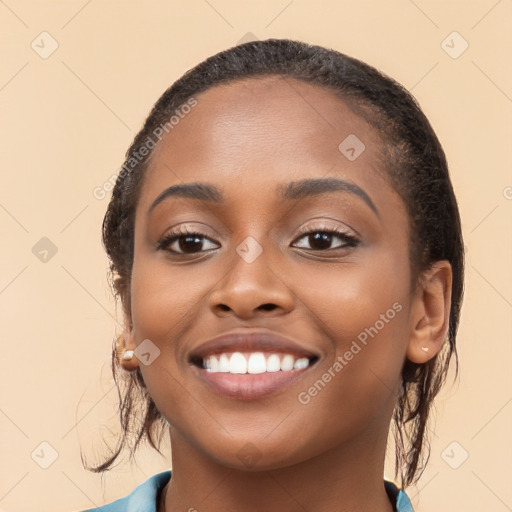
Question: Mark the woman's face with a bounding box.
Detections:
[126,76,416,469]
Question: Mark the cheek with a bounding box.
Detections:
[128,257,203,395]
[292,298,408,457]
[130,255,209,341]
[290,247,410,346]
[290,251,410,408]
[128,259,203,433]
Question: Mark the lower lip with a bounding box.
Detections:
[191,364,316,400]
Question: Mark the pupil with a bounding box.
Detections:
[180,235,203,253]
[310,232,331,250]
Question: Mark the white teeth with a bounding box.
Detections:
[229,352,247,374]
[266,354,281,372]
[209,355,219,372]
[218,353,230,372]
[247,352,266,374]
[294,357,309,370]
[280,354,295,371]
[203,352,313,374]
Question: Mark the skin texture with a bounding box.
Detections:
[120,76,452,512]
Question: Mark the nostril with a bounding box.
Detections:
[259,303,277,311]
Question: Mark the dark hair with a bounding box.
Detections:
[83,38,464,488]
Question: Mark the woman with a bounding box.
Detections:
[82,38,464,512]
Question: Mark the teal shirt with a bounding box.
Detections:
[81,470,414,512]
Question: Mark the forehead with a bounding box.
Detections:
[141,76,391,201]
[148,76,381,171]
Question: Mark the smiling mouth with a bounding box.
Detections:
[187,331,321,399]
[191,351,319,374]
[190,351,320,400]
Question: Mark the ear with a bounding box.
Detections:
[406,261,452,364]
[117,292,139,372]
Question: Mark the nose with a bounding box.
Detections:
[209,243,295,320]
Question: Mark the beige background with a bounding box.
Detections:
[1,1,511,511]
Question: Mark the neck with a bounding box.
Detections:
[162,418,395,512]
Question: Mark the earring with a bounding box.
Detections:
[122,349,135,361]
[117,334,136,362]
[421,346,429,352]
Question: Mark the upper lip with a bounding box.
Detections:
[188,329,320,365]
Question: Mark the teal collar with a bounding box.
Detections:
[82,470,414,511]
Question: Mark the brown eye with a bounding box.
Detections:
[175,234,208,254]
[307,232,334,250]
[157,229,219,255]
[292,229,359,251]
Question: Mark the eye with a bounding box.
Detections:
[157,226,220,255]
[157,225,359,256]
[291,226,359,251]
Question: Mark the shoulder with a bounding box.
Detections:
[79,470,172,512]
[384,480,415,512]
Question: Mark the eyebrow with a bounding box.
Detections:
[148,178,378,216]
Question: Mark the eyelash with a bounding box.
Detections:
[157,224,359,257]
